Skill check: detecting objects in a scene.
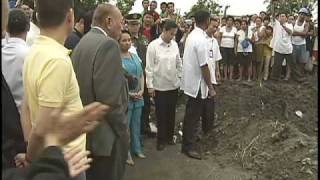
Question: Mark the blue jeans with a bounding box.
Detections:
[293,44,307,64]
[128,106,143,155]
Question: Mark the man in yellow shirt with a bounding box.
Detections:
[22,0,86,179]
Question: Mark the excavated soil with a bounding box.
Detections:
[198,75,318,180]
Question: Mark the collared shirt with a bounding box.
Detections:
[272,20,293,54]
[26,22,40,47]
[205,35,222,84]
[91,26,108,38]
[23,35,85,153]
[182,27,209,99]
[2,37,30,112]
[146,36,182,91]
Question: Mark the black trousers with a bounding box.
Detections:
[141,86,151,134]
[201,97,215,135]
[271,51,303,80]
[154,89,178,145]
[86,137,128,180]
[182,91,214,151]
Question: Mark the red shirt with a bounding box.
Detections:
[152,11,160,22]
[143,27,152,43]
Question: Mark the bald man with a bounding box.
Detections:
[71,4,129,180]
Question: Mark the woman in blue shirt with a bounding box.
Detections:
[119,30,145,165]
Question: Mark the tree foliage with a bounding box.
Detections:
[116,0,135,16]
[187,0,221,18]
[264,0,315,15]
[74,0,108,11]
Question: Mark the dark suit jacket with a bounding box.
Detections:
[64,28,82,50]
[2,74,26,169]
[2,147,70,180]
[71,28,129,156]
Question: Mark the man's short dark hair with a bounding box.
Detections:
[194,10,210,25]
[36,0,74,28]
[263,16,270,22]
[75,8,85,23]
[278,12,287,17]
[226,15,234,21]
[221,17,226,21]
[7,9,30,36]
[142,0,149,4]
[260,11,266,15]
[160,2,167,7]
[162,20,177,31]
[23,1,34,9]
[151,1,157,5]
[84,10,94,34]
[234,18,241,24]
[168,2,174,6]
[210,17,218,23]
[241,20,248,25]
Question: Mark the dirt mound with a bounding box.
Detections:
[201,76,318,180]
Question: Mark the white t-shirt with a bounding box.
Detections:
[219,26,237,48]
[206,35,222,84]
[272,20,293,54]
[236,29,253,52]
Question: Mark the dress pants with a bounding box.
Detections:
[154,89,178,145]
[86,137,128,180]
[201,96,215,135]
[182,91,206,151]
[141,86,151,134]
[271,51,303,81]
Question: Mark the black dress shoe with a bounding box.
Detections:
[157,144,165,151]
[183,150,202,160]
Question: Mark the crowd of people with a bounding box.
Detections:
[1,0,318,180]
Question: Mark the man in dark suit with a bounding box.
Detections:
[71,4,129,180]
[64,9,94,51]
[2,74,26,169]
